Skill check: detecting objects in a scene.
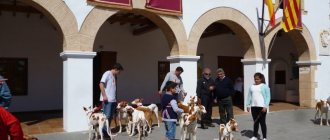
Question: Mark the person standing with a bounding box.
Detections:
[233,77,243,105]
[0,107,24,140]
[246,73,270,140]
[214,68,235,124]
[159,66,186,101]
[161,81,184,140]
[0,75,11,110]
[99,63,123,136]
[196,68,215,129]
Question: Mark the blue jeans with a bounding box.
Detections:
[164,121,176,140]
[102,101,117,135]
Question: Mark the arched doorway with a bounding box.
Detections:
[265,20,318,107]
[80,6,187,104]
[0,0,79,133]
[188,7,262,111]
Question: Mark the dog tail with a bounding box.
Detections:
[105,119,118,137]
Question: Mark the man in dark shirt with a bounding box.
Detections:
[214,68,235,124]
[196,68,215,129]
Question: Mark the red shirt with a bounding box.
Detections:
[0,107,23,140]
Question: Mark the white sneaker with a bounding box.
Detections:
[263,139,267,140]
[250,137,258,140]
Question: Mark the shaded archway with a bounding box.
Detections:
[0,0,79,133]
[188,7,261,59]
[80,5,187,55]
[188,7,263,111]
[80,3,189,104]
[23,0,79,50]
[265,19,318,107]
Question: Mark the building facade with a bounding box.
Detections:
[0,0,329,132]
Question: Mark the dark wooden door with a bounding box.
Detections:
[217,56,243,81]
[158,61,170,90]
[218,56,244,106]
[93,51,117,106]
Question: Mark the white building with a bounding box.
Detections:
[0,0,329,132]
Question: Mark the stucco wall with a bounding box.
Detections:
[0,12,63,112]
[197,34,244,74]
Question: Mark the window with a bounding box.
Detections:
[275,70,286,84]
[0,58,28,96]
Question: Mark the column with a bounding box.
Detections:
[167,55,200,103]
[241,58,271,111]
[60,51,96,132]
[296,60,321,107]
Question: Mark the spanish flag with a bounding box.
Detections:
[264,0,275,27]
[281,0,302,32]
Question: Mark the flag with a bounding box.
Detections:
[87,0,132,10]
[264,0,275,27]
[281,0,302,32]
[145,0,182,16]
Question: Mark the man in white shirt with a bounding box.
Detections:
[99,63,123,137]
[159,66,187,101]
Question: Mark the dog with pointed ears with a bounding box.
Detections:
[315,100,329,126]
[179,97,206,140]
[131,98,160,127]
[83,106,117,140]
[219,119,238,140]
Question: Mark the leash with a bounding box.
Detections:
[253,111,263,124]
[241,110,264,136]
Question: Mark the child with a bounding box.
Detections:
[161,81,184,140]
[246,73,270,140]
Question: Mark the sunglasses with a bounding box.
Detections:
[204,73,211,76]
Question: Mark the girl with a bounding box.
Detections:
[161,81,184,140]
[246,73,270,140]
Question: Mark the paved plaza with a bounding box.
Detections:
[35,109,330,140]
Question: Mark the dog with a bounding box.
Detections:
[219,119,238,140]
[178,96,197,113]
[314,100,329,126]
[83,106,117,140]
[125,105,149,140]
[116,101,131,134]
[179,98,206,140]
[131,98,161,127]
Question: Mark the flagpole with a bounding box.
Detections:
[260,0,265,35]
[258,0,267,68]
[264,0,283,35]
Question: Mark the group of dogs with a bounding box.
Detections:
[83,96,239,140]
[83,97,329,140]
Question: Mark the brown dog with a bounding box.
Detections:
[219,119,238,140]
[315,100,329,126]
[135,106,153,133]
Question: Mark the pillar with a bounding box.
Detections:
[241,58,271,111]
[60,51,96,132]
[167,55,200,103]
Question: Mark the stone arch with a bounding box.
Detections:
[265,18,318,107]
[79,6,187,55]
[264,18,316,61]
[22,0,79,51]
[188,7,261,59]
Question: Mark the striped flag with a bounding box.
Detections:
[281,0,302,32]
[264,0,275,27]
